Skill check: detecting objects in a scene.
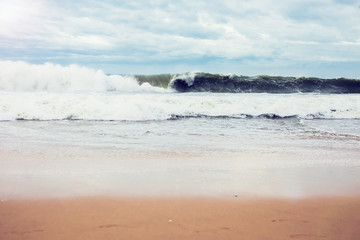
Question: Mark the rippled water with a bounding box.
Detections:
[1,118,359,199]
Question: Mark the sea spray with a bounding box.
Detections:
[0,61,165,92]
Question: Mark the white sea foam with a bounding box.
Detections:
[0,61,164,92]
[169,71,197,87]
[0,91,359,121]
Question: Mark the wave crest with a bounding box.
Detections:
[0,61,163,92]
[169,73,360,94]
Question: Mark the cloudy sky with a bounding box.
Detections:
[0,0,360,77]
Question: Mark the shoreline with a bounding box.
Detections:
[1,117,360,240]
[1,196,360,240]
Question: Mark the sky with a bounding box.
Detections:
[0,0,360,77]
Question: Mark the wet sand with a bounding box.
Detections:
[1,119,360,240]
[1,196,360,240]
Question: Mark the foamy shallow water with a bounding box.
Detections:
[0,118,359,199]
[1,91,360,121]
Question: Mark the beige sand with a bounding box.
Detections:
[1,197,360,240]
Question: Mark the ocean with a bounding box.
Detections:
[0,61,360,199]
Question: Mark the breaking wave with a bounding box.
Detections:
[0,61,165,92]
[0,61,359,121]
[137,72,360,94]
[1,61,359,94]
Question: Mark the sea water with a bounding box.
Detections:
[0,61,359,199]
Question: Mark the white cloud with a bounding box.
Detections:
[0,0,48,38]
[335,40,360,46]
[0,0,360,76]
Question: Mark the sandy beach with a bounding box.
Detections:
[1,196,360,240]
[1,114,359,240]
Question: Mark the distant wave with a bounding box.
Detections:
[137,72,360,94]
[1,61,359,93]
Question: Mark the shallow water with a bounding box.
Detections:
[0,118,359,199]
